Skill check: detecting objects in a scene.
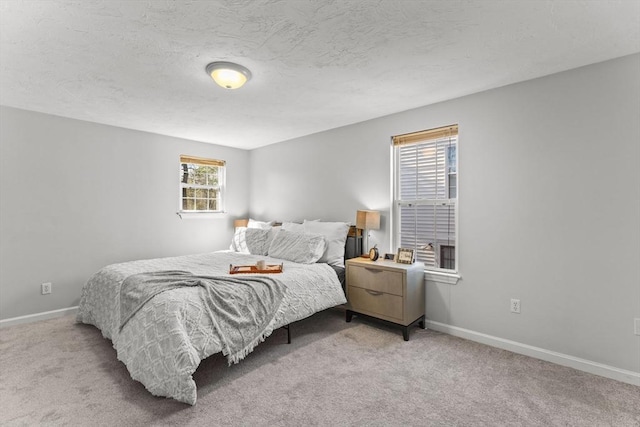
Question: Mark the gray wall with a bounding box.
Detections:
[1,54,637,375]
[249,54,640,373]
[0,107,250,319]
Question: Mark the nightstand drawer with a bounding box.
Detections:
[347,265,403,296]
[348,286,403,321]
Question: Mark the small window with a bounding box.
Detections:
[179,155,225,213]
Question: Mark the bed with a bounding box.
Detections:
[76,220,349,405]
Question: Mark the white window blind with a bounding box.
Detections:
[393,125,458,271]
[179,155,225,213]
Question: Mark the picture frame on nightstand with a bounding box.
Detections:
[396,248,415,264]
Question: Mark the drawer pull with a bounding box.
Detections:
[365,289,384,296]
[364,267,383,273]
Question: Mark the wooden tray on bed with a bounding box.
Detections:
[229,263,284,274]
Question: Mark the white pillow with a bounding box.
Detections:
[247,218,274,229]
[303,220,350,267]
[281,222,304,233]
[230,227,271,255]
[267,229,326,264]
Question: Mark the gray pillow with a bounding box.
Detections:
[267,229,326,264]
[230,227,271,255]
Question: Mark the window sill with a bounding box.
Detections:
[424,269,461,285]
[176,211,227,220]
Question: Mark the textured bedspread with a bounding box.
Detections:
[119,271,287,364]
[76,251,346,405]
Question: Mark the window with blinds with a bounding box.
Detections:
[392,125,458,271]
[179,155,225,212]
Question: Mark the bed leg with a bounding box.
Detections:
[287,324,291,344]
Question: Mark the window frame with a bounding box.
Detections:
[391,125,460,278]
[178,155,226,214]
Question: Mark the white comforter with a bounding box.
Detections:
[76,251,347,405]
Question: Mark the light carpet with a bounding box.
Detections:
[0,309,638,426]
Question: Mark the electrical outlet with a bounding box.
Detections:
[510,298,521,314]
[41,282,52,295]
[635,318,640,336]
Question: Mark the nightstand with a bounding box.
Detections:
[345,257,425,341]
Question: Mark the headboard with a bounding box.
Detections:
[345,226,363,260]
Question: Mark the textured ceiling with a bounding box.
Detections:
[1,0,639,150]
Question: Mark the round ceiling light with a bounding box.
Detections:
[205,61,252,90]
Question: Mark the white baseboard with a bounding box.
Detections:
[0,306,79,328]
[426,320,640,387]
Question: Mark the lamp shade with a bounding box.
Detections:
[356,210,380,230]
[206,62,252,89]
[234,219,249,228]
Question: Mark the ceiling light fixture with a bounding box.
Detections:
[205,61,252,90]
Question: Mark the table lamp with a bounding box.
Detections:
[356,210,380,257]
